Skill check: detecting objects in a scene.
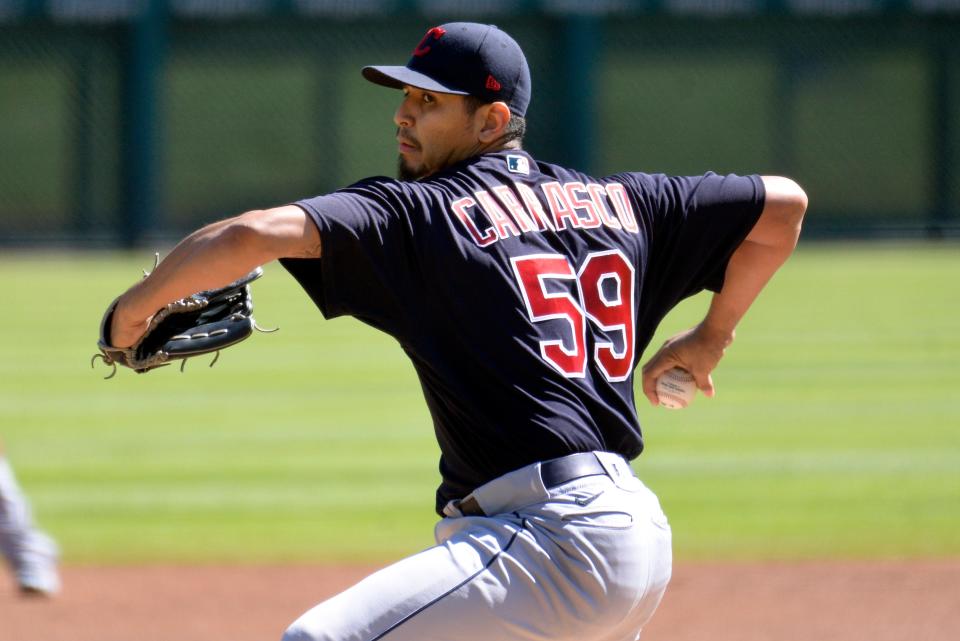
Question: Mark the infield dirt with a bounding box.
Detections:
[1,560,957,641]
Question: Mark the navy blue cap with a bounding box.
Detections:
[362,22,532,117]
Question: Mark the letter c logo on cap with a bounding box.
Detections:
[413,27,446,57]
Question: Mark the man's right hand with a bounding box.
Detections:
[640,323,735,406]
[640,177,806,408]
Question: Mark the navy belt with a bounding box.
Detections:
[457,452,608,517]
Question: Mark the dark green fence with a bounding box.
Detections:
[1,2,958,245]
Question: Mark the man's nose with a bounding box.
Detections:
[394,99,413,128]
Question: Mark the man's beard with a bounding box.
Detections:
[397,156,425,181]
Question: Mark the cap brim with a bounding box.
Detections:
[361,65,469,95]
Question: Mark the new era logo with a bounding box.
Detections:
[485,74,501,91]
[507,154,529,175]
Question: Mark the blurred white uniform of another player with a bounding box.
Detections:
[0,447,60,595]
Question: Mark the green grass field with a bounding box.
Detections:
[1,242,958,564]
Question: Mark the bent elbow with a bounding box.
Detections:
[768,176,807,220]
[764,175,807,225]
[752,176,808,249]
[783,179,808,231]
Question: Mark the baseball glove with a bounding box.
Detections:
[92,267,271,379]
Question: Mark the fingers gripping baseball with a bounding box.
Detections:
[641,325,734,406]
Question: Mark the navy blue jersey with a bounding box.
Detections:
[280,149,764,513]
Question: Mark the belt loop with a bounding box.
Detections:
[457,494,485,516]
[442,499,464,518]
[594,451,631,482]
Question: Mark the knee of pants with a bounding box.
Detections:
[280,622,321,641]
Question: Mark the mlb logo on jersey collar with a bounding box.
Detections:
[507,154,529,175]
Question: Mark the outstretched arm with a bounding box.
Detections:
[641,176,807,405]
[110,205,321,348]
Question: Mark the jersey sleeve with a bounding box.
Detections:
[279,178,419,339]
[609,171,765,352]
[624,171,765,295]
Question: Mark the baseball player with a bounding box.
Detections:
[106,22,806,641]
[0,448,60,595]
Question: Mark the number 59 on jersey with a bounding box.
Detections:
[511,250,636,382]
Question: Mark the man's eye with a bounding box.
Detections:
[423,94,434,103]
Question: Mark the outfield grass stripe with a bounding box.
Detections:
[643,450,960,473]
[2,244,959,562]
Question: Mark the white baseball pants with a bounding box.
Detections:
[0,455,39,563]
[282,452,672,641]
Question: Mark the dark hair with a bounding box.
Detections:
[463,95,526,148]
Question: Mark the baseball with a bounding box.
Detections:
[656,367,696,409]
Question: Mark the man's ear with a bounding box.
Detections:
[477,102,511,143]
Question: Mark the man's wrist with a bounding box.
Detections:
[697,317,735,348]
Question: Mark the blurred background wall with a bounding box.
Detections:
[1,0,958,247]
